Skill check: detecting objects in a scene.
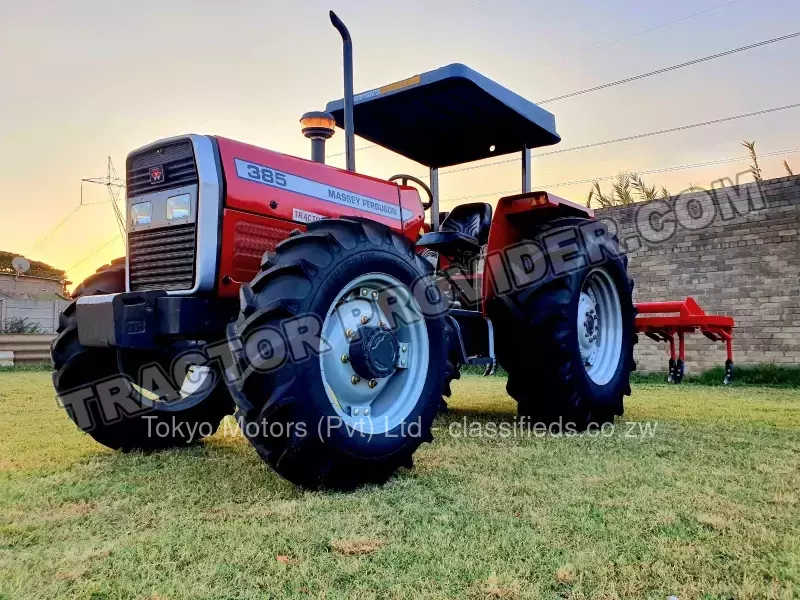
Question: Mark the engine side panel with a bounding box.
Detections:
[216,137,425,239]
[217,209,303,298]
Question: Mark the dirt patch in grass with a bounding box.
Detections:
[200,501,298,522]
[330,538,386,555]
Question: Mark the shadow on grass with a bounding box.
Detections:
[54,434,302,500]
[440,406,516,424]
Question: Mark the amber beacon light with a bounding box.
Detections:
[300,111,337,164]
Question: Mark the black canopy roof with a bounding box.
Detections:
[325,63,560,169]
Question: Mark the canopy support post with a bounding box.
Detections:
[522,146,531,193]
[430,167,440,231]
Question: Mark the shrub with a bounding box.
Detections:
[1,317,44,334]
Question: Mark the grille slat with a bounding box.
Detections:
[130,234,196,251]
[129,263,195,275]
[126,250,195,266]
[126,141,197,196]
[128,224,197,291]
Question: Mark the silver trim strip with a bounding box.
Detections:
[125,134,222,295]
[234,158,414,221]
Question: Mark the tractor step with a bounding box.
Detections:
[445,309,496,376]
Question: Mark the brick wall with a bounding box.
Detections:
[596,175,800,374]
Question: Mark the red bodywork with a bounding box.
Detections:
[635,297,735,365]
[214,137,426,296]
[481,191,594,314]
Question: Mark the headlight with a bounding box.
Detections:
[167,194,191,221]
[131,201,152,226]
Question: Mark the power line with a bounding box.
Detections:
[380,0,489,50]
[327,15,786,161]
[205,1,490,132]
[325,2,755,160]
[326,144,377,159]
[430,102,800,177]
[27,163,126,256]
[541,103,800,157]
[440,146,800,205]
[538,31,800,104]
[529,0,746,71]
[64,236,121,274]
[27,206,83,254]
[339,101,800,171]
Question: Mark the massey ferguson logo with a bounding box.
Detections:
[149,165,165,184]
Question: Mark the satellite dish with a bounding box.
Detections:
[11,257,31,277]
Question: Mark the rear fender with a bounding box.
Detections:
[481,191,594,314]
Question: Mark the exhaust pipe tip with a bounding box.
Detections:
[329,11,355,172]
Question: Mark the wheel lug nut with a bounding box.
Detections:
[361,289,368,296]
[371,291,378,299]
[361,315,370,325]
[341,354,350,363]
[351,375,361,385]
[368,379,378,389]
[346,328,355,338]
[400,360,407,367]
[363,408,370,416]
[353,408,360,416]
[401,346,407,352]
[378,321,385,328]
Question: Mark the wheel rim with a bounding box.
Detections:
[578,268,623,385]
[120,349,217,412]
[320,273,429,434]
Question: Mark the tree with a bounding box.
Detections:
[0,251,65,279]
[742,140,762,183]
[586,172,670,208]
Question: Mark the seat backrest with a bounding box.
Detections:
[440,202,493,246]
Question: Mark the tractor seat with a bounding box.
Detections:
[417,202,493,256]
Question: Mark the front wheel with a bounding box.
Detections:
[51,262,234,451]
[489,217,636,429]
[229,218,447,490]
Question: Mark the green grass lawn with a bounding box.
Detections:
[1,372,799,600]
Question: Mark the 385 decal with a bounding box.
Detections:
[244,163,287,187]
[233,157,413,222]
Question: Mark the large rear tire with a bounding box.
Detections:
[440,319,462,412]
[228,218,447,490]
[488,218,636,428]
[52,262,234,451]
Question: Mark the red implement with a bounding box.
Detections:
[634,298,734,384]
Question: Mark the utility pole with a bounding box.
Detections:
[81,157,126,243]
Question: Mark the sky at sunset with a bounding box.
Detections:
[1,0,799,288]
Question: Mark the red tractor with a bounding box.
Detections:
[52,12,636,489]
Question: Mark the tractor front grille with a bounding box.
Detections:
[126,139,198,197]
[128,224,197,291]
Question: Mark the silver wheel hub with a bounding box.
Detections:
[577,268,623,385]
[320,273,429,434]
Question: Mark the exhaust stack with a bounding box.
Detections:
[329,11,355,172]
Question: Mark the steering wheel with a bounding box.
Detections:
[388,174,434,210]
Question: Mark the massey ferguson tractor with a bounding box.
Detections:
[52,12,637,489]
